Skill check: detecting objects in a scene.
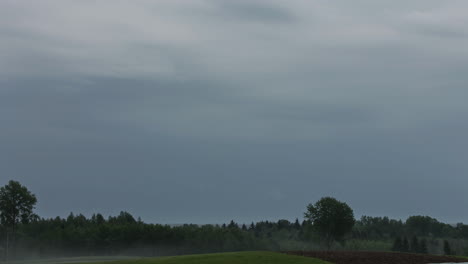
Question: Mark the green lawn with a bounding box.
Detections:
[77,252,330,264]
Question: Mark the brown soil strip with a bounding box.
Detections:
[284,251,468,264]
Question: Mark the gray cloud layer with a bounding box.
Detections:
[1,0,468,224]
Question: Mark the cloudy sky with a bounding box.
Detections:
[1,0,468,224]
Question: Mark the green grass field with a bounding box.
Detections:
[5,256,136,264]
[23,252,331,264]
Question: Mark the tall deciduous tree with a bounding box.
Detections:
[304,197,355,250]
[0,180,37,261]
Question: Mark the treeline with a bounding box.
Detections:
[353,215,468,240]
[391,236,428,253]
[0,212,312,259]
[1,181,468,259]
[2,212,468,259]
[352,215,468,255]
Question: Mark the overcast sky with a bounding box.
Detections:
[1,0,468,224]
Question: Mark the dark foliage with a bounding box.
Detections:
[304,197,355,250]
[392,237,403,252]
[0,180,37,260]
[1,183,468,260]
[402,237,410,252]
[392,236,429,254]
[411,236,419,253]
[0,213,314,259]
[419,238,428,254]
[444,240,452,255]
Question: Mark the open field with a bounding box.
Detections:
[286,251,468,264]
[3,256,136,264]
[6,251,468,264]
[8,252,330,264]
[87,252,330,264]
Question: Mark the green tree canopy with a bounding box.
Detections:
[406,215,445,236]
[304,197,355,250]
[0,180,37,260]
[0,180,37,227]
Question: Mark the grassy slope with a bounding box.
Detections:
[5,256,136,264]
[82,252,331,264]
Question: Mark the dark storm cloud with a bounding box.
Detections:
[2,0,468,224]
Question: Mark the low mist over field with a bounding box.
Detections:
[2,0,468,227]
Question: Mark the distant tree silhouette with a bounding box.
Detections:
[406,216,443,237]
[402,236,410,252]
[443,240,452,255]
[95,213,105,225]
[228,220,238,229]
[0,180,37,261]
[294,218,301,229]
[304,197,355,250]
[410,236,419,253]
[419,238,428,254]
[277,219,290,229]
[392,237,403,252]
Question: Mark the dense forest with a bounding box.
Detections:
[2,212,468,259]
[1,181,468,260]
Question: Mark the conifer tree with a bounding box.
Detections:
[402,236,410,252]
[419,238,428,254]
[294,218,301,229]
[410,236,419,253]
[392,237,403,252]
[228,220,238,229]
[443,240,452,255]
